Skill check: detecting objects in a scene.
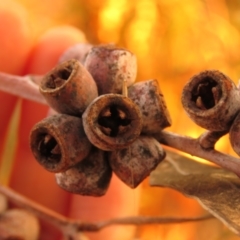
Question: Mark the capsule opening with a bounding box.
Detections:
[98,104,131,137]
[191,77,222,110]
[37,133,62,164]
[46,65,73,89]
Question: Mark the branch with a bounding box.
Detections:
[97,214,213,229]
[0,72,46,104]
[154,131,240,177]
[0,184,214,238]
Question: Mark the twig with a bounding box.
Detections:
[97,214,213,229]
[0,184,214,238]
[198,130,228,149]
[154,131,240,177]
[0,72,46,104]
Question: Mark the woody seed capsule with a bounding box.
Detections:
[30,114,92,172]
[58,43,93,64]
[40,59,98,116]
[181,70,240,131]
[128,79,172,134]
[0,209,40,240]
[109,136,166,188]
[82,94,142,151]
[55,147,112,196]
[84,44,137,94]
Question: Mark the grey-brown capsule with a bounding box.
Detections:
[84,44,137,95]
[40,59,98,116]
[30,114,92,172]
[0,209,40,240]
[230,112,240,156]
[181,70,240,131]
[55,147,112,196]
[109,136,166,188]
[58,43,93,64]
[82,94,142,151]
[128,79,172,134]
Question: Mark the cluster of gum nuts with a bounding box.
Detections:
[30,44,172,197]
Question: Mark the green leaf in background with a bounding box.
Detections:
[0,99,21,185]
[150,150,240,236]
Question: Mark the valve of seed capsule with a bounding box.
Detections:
[55,147,112,196]
[39,59,98,116]
[30,114,92,173]
[109,136,166,188]
[128,79,172,134]
[82,94,142,151]
[181,70,240,131]
[84,44,137,95]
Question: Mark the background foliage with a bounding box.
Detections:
[1,0,240,239]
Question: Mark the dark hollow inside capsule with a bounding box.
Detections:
[46,65,73,89]
[98,104,131,137]
[191,77,222,110]
[36,133,61,164]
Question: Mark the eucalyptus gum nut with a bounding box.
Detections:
[82,94,142,151]
[40,59,98,116]
[128,79,172,134]
[55,147,112,196]
[30,114,92,173]
[0,209,40,240]
[229,112,240,156]
[181,70,240,131]
[109,136,166,188]
[58,43,93,64]
[84,44,137,95]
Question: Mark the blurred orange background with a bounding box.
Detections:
[1,0,240,239]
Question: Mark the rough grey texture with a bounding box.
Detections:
[84,45,137,95]
[128,79,171,134]
[110,136,165,188]
[55,147,112,196]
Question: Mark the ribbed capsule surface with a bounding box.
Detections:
[30,114,92,172]
[128,79,172,134]
[82,94,142,151]
[109,136,166,188]
[40,59,98,116]
[55,147,112,196]
[84,44,137,94]
[181,70,240,131]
